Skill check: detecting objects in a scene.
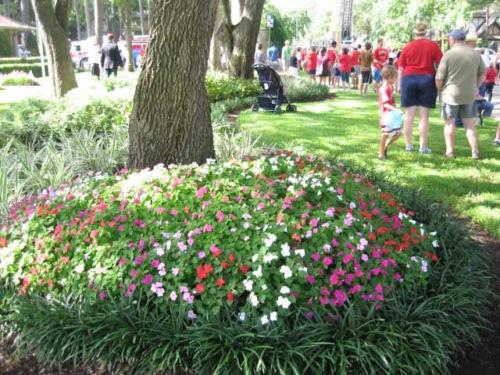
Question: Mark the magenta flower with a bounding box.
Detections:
[331,238,340,247]
[309,218,319,227]
[141,274,153,285]
[125,283,137,297]
[98,291,107,300]
[130,269,139,278]
[375,283,383,294]
[203,224,213,233]
[333,290,347,306]
[133,256,144,266]
[216,210,225,223]
[311,253,321,262]
[349,284,363,295]
[323,257,333,266]
[306,275,316,285]
[151,259,160,269]
[342,254,354,265]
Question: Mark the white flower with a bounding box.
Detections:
[251,254,259,262]
[238,312,246,321]
[249,292,259,306]
[430,231,437,236]
[277,296,291,309]
[264,233,277,247]
[270,311,278,321]
[280,265,292,279]
[261,284,268,290]
[263,253,278,263]
[298,266,308,273]
[75,264,85,274]
[280,286,290,294]
[281,243,291,257]
[295,249,305,258]
[243,279,254,291]
[261,315,270,325]
[252,266,263,278]
[432,240,439,248]
[156,248,165,256]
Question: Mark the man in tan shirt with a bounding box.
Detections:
[435,28,486,159]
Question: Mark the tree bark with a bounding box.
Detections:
[83,0,93,37]
[128,0,218,169]
[20,0,30,47]
[138,0,145,35]
[146,0,150,32]
[31,0,78,98]
[210,1,224,71]
[74,0,82,40]
[3,0,9,17]
[94,0,103,46]
[216,0,265,79]
[124,0,134,72]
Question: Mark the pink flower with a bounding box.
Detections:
[216,210,225,223]
[196,187,208,198]
[151,259,160,269]
[331,238,339,247]
[118,257,127,267]
[319,296,329,305]
[130,269,139,278]
[329,273,339,286]
[177,242,187,252]
[170,291,177,301]
[256,202,266,210]
[342,254,354,265]
[133,256,144,266]
[337,187,344,195]
[210,244,222,257]
[203,224,213,233]
[325,208,335,217]
[309,218,319,227]
[98,291,107,300]
[375,283,383,294]
[306,275,316,285]
[333,290,347,306]
[311,253,321,262]
[172,267,180,276]
[170,209,178,216]
[141,274,153,285]
[349,284,362,295]
[393,273,402,281]
[361,254,369,262]
[125,283,136,297]
[323,257,333,266]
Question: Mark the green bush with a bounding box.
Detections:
[205,74,261,103]
[0,63,47,78]
[283,77,331,102]
[2,73,39,86]
[0,31,12,57]
[0,57,41,65]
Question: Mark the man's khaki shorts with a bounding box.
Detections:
[441,102,477,121]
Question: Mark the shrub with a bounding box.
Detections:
[0,151,469,373]
[0,57,41,65]
[0,31,12,57]
[206,74,261,103]
[0,63,47,78]
[282,77,331,102]
[1,71,39,86]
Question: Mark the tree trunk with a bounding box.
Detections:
[20,0,30,47]
[129,0,218,169]
[216,0,265,79]
[138,0,145,35]
[94,0,103,46]
[124,0,134,72]
[146,0,150,32]
[74,0,82,40]
[31,0,78,98]
[210,1,224,71]
[3,0,9,17]
[83,0,93,37]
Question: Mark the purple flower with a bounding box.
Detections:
[187,310,197,320]
[311,253,321,262]
[141,274,153,285]
[197,251,206,259]
[306,275,316,285]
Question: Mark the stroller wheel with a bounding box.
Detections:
[274,105,282,114]
[251,104,259,112]
[286,104,297,112]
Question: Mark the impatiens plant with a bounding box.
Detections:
[0,151,440,324]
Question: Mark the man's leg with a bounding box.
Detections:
[462,118,479,157]
[418,106,431,150]
[106,68,112,78]
[404,106,416,150]
[444,118,456,156]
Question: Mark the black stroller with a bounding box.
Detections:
[251,64,297,114]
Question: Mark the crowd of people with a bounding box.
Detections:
[255,21,500,160]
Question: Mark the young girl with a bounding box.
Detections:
[378,65,402,160]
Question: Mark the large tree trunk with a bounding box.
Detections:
[128,0,218,169]
[74,0,82,40]
[94,0,103,46]
[216,0,264,79]
[83,0,93,37]
[3,0,9,17]
[31,0,78,98]
[210,1,224,71]
[138,0,145,35]
[124,0,134,72]
[20,0,30,47]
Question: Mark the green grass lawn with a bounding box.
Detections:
[239,91,500,238]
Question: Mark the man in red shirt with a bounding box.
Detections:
[305,47,318,81]
[339,48,352,90]
[327,40,337,86]
[350,45,361,89]
[398,21,443,154]
[372,38,389,87]
[483,62,497,102]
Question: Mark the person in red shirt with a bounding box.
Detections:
[483,62,497,102]
[327,40,337,87]
[372,38,389,87]
[339,48,352,90]
[398,21,443,154]
[304,47,318,81]
[378,65,402,160]
[350,45,361,89]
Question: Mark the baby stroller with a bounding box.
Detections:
[251,64,297,114]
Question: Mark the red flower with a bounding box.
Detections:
[368,232,376,241]
[195,283,205,294]
[240,265,250,273]
[377,226,389,235]
[0,237,7,248]
[196,264,213,280]
[227,291,234,302]
[292,233,302,242]
[229,253,236,262]
[215,278,225,287]
[424,252,439,262]
[221,261,229,269]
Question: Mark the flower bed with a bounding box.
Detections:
[1,151,438,322]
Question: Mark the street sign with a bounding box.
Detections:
[267,15,274,28]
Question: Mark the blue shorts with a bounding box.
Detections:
[373,69,383,82]
[341,72,350,82]
[401,74,438,108]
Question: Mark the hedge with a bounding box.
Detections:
[0,63,47,78]
[0,57,41,65]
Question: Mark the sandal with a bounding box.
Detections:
[472,153,480,160]
[444,152,455,159]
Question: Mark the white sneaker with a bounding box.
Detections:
[405,145,414,152]
[419,147,432,154]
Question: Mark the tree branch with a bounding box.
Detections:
[55,0,72,32]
